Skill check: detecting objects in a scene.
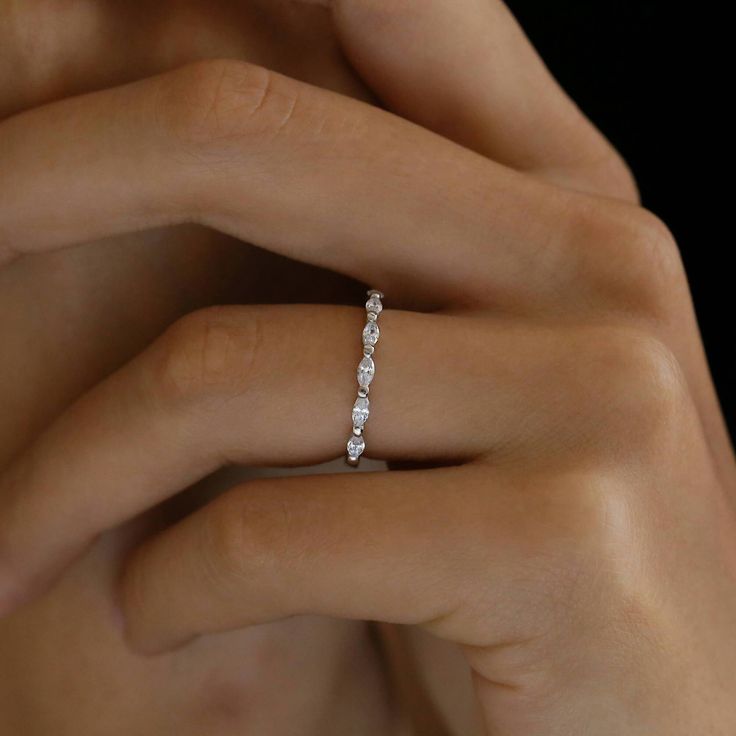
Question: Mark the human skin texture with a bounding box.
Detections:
[1,2,735,735]
[0,3,398,734]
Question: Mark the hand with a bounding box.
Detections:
[1,1,734,733]
[0,4,382,734]
[0,0,370,462]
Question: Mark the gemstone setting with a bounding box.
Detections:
[362,321,380,346]
[346,434,365,459]
[346,289,384,466]
[365,295,383,315]
[352,396,370,427]
[357,356,375,387]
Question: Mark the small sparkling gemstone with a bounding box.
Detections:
[352,396,370,427]
[363,321,380,346]
[357,356,375,387]
[365,295,383,315]
[347,434,365,458]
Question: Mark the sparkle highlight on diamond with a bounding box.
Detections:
[357,356,375,387]
[352,396,370,427]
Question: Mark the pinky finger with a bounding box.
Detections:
[119,464,527,655]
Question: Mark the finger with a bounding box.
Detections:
[312,0,637,201]
[0,304,572,616]
[118,464,546,657]
[0,58,593,310]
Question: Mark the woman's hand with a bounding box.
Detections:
[1,1,734,733]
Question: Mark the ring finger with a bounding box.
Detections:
[0,301,591,615]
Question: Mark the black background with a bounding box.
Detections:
[508,1,733,441]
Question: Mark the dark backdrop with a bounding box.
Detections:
[508,1,733,441]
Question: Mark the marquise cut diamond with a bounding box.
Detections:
[347,434,365,459]
[357,356,375,387]
[365,295,383,315]
[362,321,380,346]
[352,396,370,427]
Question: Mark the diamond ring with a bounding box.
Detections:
[346,289,384,466]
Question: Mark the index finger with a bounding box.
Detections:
[319,0,638,201]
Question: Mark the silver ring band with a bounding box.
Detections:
[346,289,384,466]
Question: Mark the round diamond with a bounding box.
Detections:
[347,434,365,459]
[362,321,380,347]
[352,396,370,427]
[357,356,375,387]
[365,295,383,315]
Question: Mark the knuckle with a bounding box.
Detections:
[571,202,686,317]
[580,326,687,451]
[149,306,264,406]
[472,471,647,639]
[557,473,632,555]
[620,209,685,308]
[155,59,300,154]
[563,478,663,630]
[605,327,684,413]
[202,486,298,592]
[534,325,687,461]
[546,475,654,626]
[582,148,641,204]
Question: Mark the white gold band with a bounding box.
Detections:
[346,289,384,466]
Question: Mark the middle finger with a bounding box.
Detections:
[0,58,606,311]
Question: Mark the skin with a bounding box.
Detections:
[0,2,396,734]
[1,1,735,734]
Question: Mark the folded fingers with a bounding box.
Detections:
[0,303,579,615]
[0,56,660,315]
[119,465,515,654]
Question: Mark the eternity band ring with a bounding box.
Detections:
[345,289,384,466]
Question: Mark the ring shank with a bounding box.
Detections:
[346,290,384,465]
